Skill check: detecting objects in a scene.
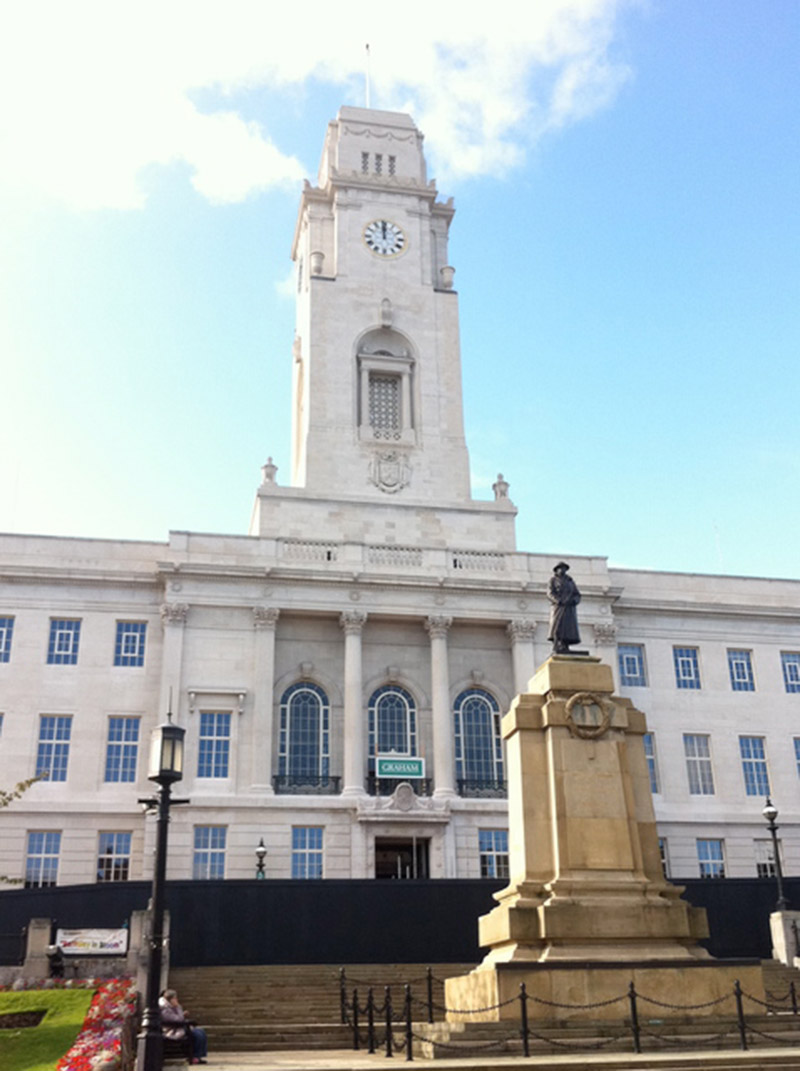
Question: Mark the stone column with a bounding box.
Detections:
[507,619,537,694]
[251,607,280,792]
[401,370,412,433]
[425,615,456,798]
[158,603,189,717]
[340,610,367,797]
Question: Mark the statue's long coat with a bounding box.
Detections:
[547,573,581,646]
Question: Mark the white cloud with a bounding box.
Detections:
[0,0,632,210]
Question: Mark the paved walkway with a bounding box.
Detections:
[196,1047,800,1071]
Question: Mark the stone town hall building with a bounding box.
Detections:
[1,107,799,890]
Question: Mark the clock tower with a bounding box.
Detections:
[251,106,517,551]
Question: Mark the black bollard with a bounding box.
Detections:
[404,984,414,1061]
[367,988,376,1053]
[734,980,748,1051]
[628,981,641,1054]
[519,983,530,1058]
[385,986,394,1058]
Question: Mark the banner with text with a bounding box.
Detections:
[56,928,129,956]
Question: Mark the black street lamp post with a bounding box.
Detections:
[762,797,789,911]
[136,716,187,1071]
[255,838,267,879]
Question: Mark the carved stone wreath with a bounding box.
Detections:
[564,691,612,739]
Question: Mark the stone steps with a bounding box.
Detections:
[167,962,800,1057]
[168,964,473,1049]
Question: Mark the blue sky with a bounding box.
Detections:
[1,0,798,579]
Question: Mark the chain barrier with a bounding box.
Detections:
[745,1024,800,1045]
[409,1032,514,1053]
[430,994,520,1015]
[636,991,731,1010]
[527,1028,627,1050]
[341,969,800,1060]
[764,987,792,1003]
[528,991,628,1009]
[640,1027,737,1047]
[740,990,789,1011]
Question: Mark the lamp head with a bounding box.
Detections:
[148,712,185,784]
[763,798,779,824]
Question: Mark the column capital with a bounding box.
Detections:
[253,606,280,630]
[340,610,367,634]
[425,615,452,639]
[507,618,537,642]
[160,603,189,626]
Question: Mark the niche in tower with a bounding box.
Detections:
[356,326,416,444]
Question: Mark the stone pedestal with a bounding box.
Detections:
[22,917,51,980]
[769,910,800,966]
[446,655,765,1019]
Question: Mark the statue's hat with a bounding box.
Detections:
[553,561,571,571]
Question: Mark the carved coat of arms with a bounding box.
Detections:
[369,451,410,494]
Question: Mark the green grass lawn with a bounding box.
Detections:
[0,989,94,1071]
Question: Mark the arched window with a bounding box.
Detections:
[368,685,417,772]
[453,689,505,797]
[278,683,330,790]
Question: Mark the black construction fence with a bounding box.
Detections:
[0,877,796,968]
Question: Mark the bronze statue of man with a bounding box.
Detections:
[547,561,581,654]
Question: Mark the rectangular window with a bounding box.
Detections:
[197,712,231,778]
[97,832,132,882]
[673,647,701,689]
[25,831,61,888]
[114,622,146,667]
[36,716,71,781]
[47,619,81,665]
[104,717,140,783]
[795,738,800,778]
[0,616,14,662]
[388,155,396,176]
[739,735,770,796]
[618,644,647,687]
[369,374,400,436]
[643,733,660,794]
[478,829,509,879]
[782,653,800,694]
[291,826,323,879]
[683,733,715,795]
[361,151,369,174]
[728,649,755,691]
[755,838,780,879]
[697,838,725,878]
[374,153,382,174]
[658,837,670,878]
[193,826,226,880]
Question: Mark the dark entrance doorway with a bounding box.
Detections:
[375,837,430,879]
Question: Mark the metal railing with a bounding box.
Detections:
[272,775,341,795]
[457,778,507,798]
[366,776,432,797]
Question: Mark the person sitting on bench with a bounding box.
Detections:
[159,988,208,1064]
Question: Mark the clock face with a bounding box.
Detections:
[363,220,405,257]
